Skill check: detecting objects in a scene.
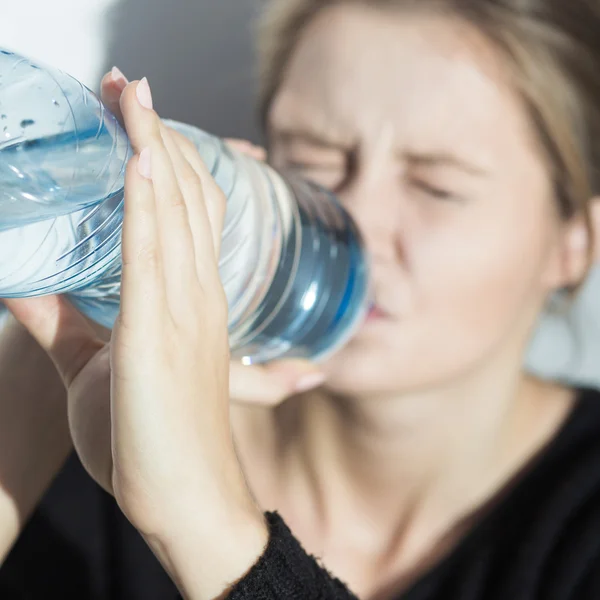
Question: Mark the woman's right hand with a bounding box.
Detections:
[102,68,326,407]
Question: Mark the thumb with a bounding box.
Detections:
[3,296,104,387]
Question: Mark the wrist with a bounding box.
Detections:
[145,503,268,600]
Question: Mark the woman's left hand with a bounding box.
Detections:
[6,77,268,599]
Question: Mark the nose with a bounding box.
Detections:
[337,174,402,264]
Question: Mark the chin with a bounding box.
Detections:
[321,319,520,399]
[319,318,466,397]
[320,331,406,396]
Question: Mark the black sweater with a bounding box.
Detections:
[2,387,600,599]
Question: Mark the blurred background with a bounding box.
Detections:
[0,0,261,141]
[0,0,598,386]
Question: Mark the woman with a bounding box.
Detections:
[1,0,600,598]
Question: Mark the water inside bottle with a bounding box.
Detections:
[0,133,369,363]
[226,174,370,363]
[0,126,130,230]
[69,185,370,363]
[0,130,125,297]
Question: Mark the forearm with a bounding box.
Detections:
[0,314,72,562]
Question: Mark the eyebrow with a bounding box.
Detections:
[270,127,350,150]
[401,151,488,176]
[272,128,488,176]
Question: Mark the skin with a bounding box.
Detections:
[0,318,70,563]
[235,6,600,596]
[268,5,584,396]
[5,79,269,599]
[1,4,599,600]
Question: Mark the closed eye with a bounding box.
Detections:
[410,179,457,201]
[286,162,346,190]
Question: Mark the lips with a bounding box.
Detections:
[366,304,389,321]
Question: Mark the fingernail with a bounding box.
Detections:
[295,373,326,393]
[136,77,153,110]
[110,66,129,90]
[138,148,152,179]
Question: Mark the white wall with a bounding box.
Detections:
[1,0,598,385]
[0,0,261,140]
[0,0,118,88]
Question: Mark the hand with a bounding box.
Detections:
[103,69,327,408]
[8,77,268,598]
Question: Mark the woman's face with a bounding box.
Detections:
[267,5,576,396]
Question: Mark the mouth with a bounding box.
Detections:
[365,303,390,323]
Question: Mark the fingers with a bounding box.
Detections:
[3,296,103,387]
[100,67,128,126]
[119,149,165,334]
[159,123,221,277]
[119,79,199,317]
[169,128,227,259]
[224,139,267,162]
[229,359,326,406]
[100,68,230,262]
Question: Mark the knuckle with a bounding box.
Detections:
[134,243,161,271]
[166,191,187,212]
[180,165,203,193]
[193,282,228,324]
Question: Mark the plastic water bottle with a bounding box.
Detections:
[0,48,370,363]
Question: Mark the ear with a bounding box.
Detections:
[546,205,596,290]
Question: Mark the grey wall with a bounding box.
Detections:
[103,0,263,142]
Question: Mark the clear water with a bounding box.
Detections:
[69,174,370,363]
[225,174,370,363]
[0,191,123,297]
[0,46,370,361]
[0,126,130,230]
[0,130,368,363]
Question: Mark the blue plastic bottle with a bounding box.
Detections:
[0,48,369,363]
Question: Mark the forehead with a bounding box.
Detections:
[270,4,540,168]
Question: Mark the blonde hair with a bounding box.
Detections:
[256,0,600,282]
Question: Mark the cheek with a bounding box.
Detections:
[410,199,553,342]
[322,185,558,393]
